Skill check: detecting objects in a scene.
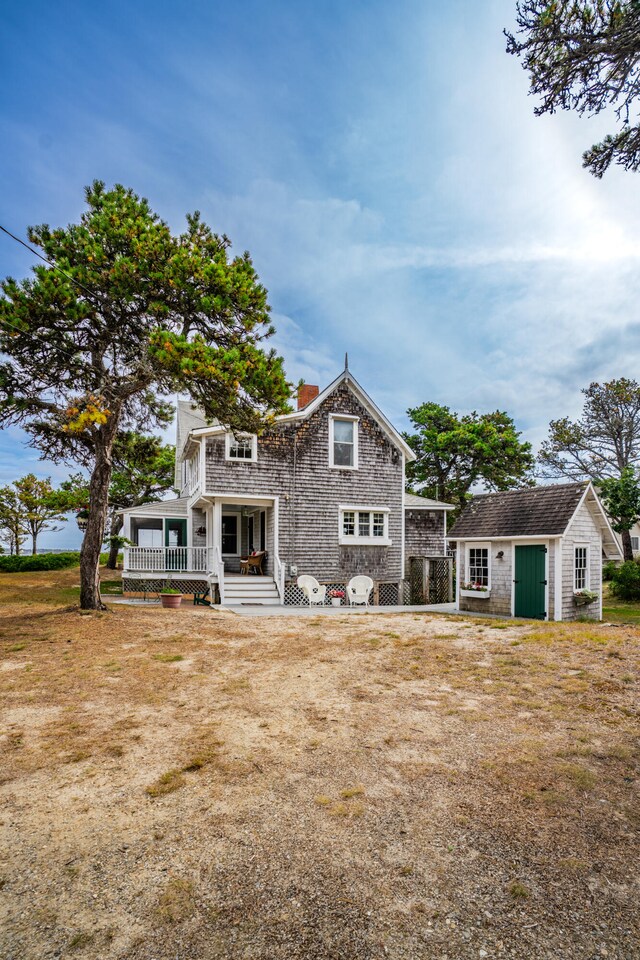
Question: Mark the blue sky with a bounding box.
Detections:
[2,0,640,548]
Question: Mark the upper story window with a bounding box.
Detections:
[574,545,589,590]
[329,414,359,469]
[632,536,639,552]
[225,433,257,462]
[339,506,390,545]
[466,544,490,588]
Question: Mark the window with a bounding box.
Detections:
[632,536,639,552]
[574,545,588,590]
[339,507,390,545]
[467,545,490,588]
[225,433,257,462]
[222,514,239,555]
[329,415,358,469]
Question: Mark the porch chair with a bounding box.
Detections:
[240,551,267,575]
[297,575,327,606]
[347,575,374,607]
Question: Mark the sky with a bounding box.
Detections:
[2,0,640,548]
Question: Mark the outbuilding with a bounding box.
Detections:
[447,482,621,621]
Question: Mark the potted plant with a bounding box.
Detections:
[160,577,182,609]
[460,581,491,600]
[329,589,345,607]
[573,589,598,607]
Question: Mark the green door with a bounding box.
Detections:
[514,545,547,619]
[165,519,188,570]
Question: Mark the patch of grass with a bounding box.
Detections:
[508,881,530,899]
[340,785,365,799]
[314,794,332,806]
[559,762,598,790]
[145,769,185,797]
[181,736,224,772]
[152,653,184,663]
[67,931,94,950]
[156,877,196,924]
[7,642,27,652]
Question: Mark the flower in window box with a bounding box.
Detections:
[573,589,598,606]
[462,582,488,592]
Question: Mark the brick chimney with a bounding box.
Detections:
[297,383,319,410]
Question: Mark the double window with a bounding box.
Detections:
[329,415,358,469]
[225,433,257,462]
[574,545,589,590]
[339,507,390,545]
[466,545,490,588]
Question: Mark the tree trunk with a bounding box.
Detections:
[106,515,123,569]
[32,532,37,556]
[80,420,119,610]
[621,528,634,562]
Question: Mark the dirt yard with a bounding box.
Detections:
[1,568,639,960]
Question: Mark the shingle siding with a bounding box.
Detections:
[562,501,602,621]
[404,510,446,576]
[205,382,404,581]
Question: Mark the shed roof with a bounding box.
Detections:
[404,492,455,511]
[447,483,588,539]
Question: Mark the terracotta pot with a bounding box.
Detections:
[161,593,182,609]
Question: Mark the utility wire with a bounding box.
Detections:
[0,223,103,303]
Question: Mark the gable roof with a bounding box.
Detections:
[448,482,589,539]
[276,367,416,461]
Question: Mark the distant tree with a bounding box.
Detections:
[506,1,640,177]
[404,403,534,514]
[0,486,28,555]
[539,378,640,558]
[14,474,68,555]
[0,182,291,609]
[63,434,176,568]
[598,467,640,558]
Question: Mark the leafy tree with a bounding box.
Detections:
[14,474,68,555]
[404,403,534,513]
[0,485,28,555]
[598,467,640,559]
[506,1,640,177]
[539,378,640,558]
[0,181,291,609]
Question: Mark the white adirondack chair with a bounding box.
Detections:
[297,575,327,606]
[347,575,374,606]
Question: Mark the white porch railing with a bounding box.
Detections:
[274,553,285,603]
[211,545,225,603]
[124,546,209,573]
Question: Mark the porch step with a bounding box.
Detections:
[221,576,281,606]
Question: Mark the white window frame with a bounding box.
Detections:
[221,512,241,556]
[329,414,359,470]
[339,505,390,546]
[631,536,639,552]
[225,432,258,463]
[465,542,491,589]
[574,543,590,591]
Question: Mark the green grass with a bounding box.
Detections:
[602,598,640,623]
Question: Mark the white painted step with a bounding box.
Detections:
[221,576,281,606]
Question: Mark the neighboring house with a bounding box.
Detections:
[121,362,454,604]
[447,482,621,621]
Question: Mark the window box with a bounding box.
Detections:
[573,589,598,606]
[460,588,491,599]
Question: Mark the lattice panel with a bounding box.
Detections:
[427,558,452,604]
[409,558,426,605]
[283,581,404,606]
[122,578,209,596]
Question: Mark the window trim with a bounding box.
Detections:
[631,536,639,552]
[221,512,240,556]
[329,414,359,470]
[574,543,590,591]
[338,505,390,546]
[225,432,258,463]
[465,542,491,589]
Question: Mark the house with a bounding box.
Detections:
[121,361,454,605]
[447,482,621,621]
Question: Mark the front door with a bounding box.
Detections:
[165,519,187,570]
[514,545,546,619]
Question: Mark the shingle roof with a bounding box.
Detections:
[404,492,455,510]
[447,483,588,539]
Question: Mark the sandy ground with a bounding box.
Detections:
[0,568,639,959]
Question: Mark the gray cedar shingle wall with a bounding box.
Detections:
[404,510,446,576]
[457,540,513,616]
[562,501,602,621]
[191,508,207,547]
[205,383,404,581]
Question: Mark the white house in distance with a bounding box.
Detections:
[447,482,621,621]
